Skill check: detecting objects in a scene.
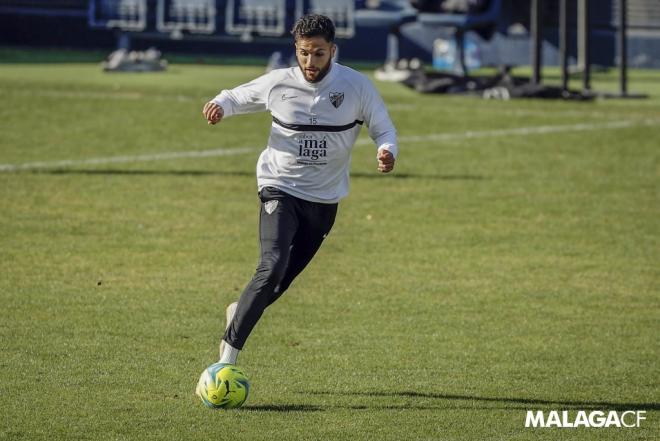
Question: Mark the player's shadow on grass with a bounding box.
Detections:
[30,168,255,178]
[29,169,488,181]
[243,404,324,412]
[351,172,488,181]
[305,390,659,411]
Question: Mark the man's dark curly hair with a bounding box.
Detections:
[291,14,335,43]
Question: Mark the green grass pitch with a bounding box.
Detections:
[0,51,658,440]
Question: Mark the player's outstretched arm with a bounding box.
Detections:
[377,149,395,173]
[202,102,224,125]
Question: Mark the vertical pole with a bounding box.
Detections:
[531,0,543,85]
[559,0,569,93]
[619,0,628,95]
[386,31,399,64]
[457,30,467,75]
[578,0,591,91]
[117,32,131,50]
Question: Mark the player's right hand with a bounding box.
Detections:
[202,102,223,125]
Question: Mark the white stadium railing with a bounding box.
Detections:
[225,0,356,39]
[225,0,297,38]
[90,0,365,41]
[156,0,216,35]
[308,0,355,38]
[89,0,147,31]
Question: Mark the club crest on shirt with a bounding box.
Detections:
[329,92,344,108]
[264,200,278,214]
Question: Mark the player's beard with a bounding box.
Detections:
[299,57,332,83]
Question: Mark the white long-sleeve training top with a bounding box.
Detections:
[212,62,398,203]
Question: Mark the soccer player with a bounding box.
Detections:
[202,14,398,366]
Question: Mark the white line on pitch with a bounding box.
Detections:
[4,89,199,102]
[356,118,656,145]
[0,147,257,172]
[0,119,656,172]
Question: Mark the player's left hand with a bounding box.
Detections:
[377,149,395,173]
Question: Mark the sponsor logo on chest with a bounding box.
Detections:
[297,134,328,163]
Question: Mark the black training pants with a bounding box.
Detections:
[223,186,338,350]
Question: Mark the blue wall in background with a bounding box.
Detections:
[1,0,659,68]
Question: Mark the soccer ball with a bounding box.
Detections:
[195,363,250,409]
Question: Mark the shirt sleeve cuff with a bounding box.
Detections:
[378,144,398,159]
[211,92,234,118]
